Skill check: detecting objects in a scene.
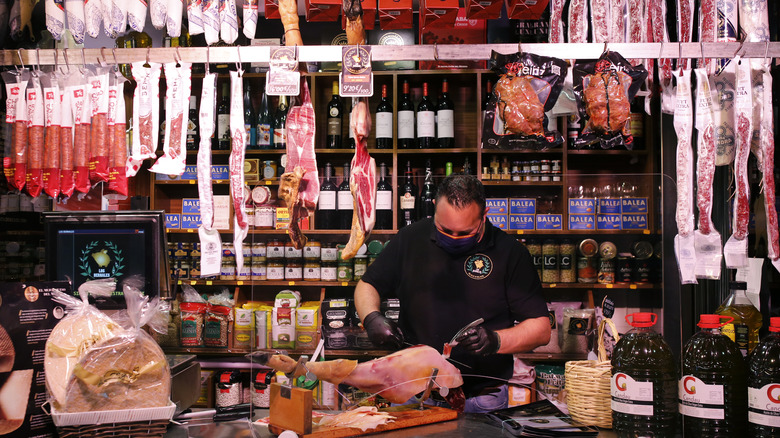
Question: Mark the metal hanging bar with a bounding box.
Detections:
[1,42,779,66]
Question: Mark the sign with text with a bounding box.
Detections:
[266,47,301,96]
[340,46,373,97]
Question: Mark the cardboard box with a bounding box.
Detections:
[342,0,377,30]
[597,214,622,230]
[296,330,319,350]
[181,213,202,229]
[296,302,321,330]
[486,198,508,214]
[621,197,649,214]
[487,214,508,229]
[510,198,536,215]
[264,0,281,19]
[275,207,291,229]
[568,214,595,230]
[598,198,622,214]
[182,198,200,214]
[322,298,352,328]
[505,0,549,20]
[379,0,413,30]
[568,198,596,215]
[0,281,69,438]
[465,0,503,20]
[306,0,341,22]
[419,8,486,70]
[419,0,459,29]
[211,165,229,181]
[165,213,181,229]
[182,165,198,180]
[367,28,416,70]
[509,214,535,230]
[535,214,562,230]
[194,369,216,408]
[244,159,260,183]
[622,214,648,230]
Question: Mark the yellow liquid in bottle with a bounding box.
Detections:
[716,299,762,356]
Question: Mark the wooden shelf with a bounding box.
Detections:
[481,149,564,155]
[314,148,395,154]
[163,347,393,359]
[542,282,658,290]
[506,229,655,235]
[566,149,648,156]
[514,353,588,361]
[396,148,479,154]
[167,229,397,235]
[175,279,358,287]
[481,180,563,186]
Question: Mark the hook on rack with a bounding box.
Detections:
[205,45,210,75]
[175,46,182,66]
[112,47,119,67]
[433,43,439,61]
[235,46,242,71]
[602,41,608,56]
[100,47,109,67]
[144,47,151,67]
[517,41,522,54]
[53,49,58,73]
[16,48,24,71]
[764,41,770,66]
[63,48,70,72]
[734,39,745,57]
[35,48,41,73]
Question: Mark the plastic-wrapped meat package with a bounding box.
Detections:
[714,0,737,75]
[568,0,588,43]
[126,0,147,31]
[101,0,117,37]
[202,0,219,45]
[88,67,110,184]
[243,0,258,39]
[228,71,248,271]
[699,0,717,75]
[42,72,61,199]
[676,0,693,69]
[150,0,167,29]
[187,0,204,35]
[626,0,644,65]
[649,0,673,114]
[758,63,780,273]
[724,58,752,269]
[609,0,625,43]
[590,0,609,43]
[572,51,647,150]
[45,0,65,39]
[738,0,769,42]
[672,68,696,284]
[108,75,128,196]
[67,73,91,194]
[548,0,564,43]
[166,0,182,37]
[150,62,192,176]
[693,68,722,280]
[710,58,736,166]
[198,73,222,277]
[65,0,87,43]
[109,0,127,38]
[60,79,75,198]
[25,75,44,198]
[127,62,162,177]
[84,0,102,38]
[2,70,28,191]
[220,0,238,44]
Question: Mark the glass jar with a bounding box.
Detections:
[220,261,236,280]
[321,243,338,262]
[525,239,542,280]
[304,260,321,281]
[542,239,559,283]
[267,259,285,280]
[267,239,285,260]
[353,256,368,281]
[251,242,266,259]
[285,242,302,259]
[251,260,267,280]
[303,239,321,260]
[559,239,576,283]
[222,243,235,258]
[237,263,251,280]
[285,258,302,280]
[255,206,275,229]
[321,262,337,281]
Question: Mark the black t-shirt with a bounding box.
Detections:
[360,218,547,396]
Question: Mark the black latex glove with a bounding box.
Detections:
[456,326,500,356]
[362,311,404,350]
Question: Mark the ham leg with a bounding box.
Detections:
[251,345,464,409]
[342,98,376,260]
[344,0,365,45]
[279,0,302,46]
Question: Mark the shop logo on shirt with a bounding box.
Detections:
[464,254,492,280]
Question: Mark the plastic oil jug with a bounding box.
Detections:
[747,316,780,437]
[611,312,677,437]
[716,281,762,356]
[680,314,747,437]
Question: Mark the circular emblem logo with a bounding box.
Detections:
[464,254,492,280]
[270,47,299,72]
[343,46,371,75]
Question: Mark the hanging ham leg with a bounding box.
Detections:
[279,0,302,46]
[342,98,376,260]
[344,0,365,45]
[250,345,465,410]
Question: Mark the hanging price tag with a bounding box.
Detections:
[266,47,301,96]
[339,46,373,97]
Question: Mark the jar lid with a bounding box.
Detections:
[599,241,617,260]
[631,241,653,260]
[579,239,599,257]
[367,240,384,255]
[697,314,733,329]
[626,312,657,328]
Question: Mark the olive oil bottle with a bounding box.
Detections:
[716,281,762,356]
[747,317,780,437]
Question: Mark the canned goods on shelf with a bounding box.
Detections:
[598,257,616,284]
[599,241,617,260]
[579,239,599,257]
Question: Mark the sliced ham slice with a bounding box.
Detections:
[342,98,376,260]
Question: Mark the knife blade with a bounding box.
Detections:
[448,318,485,347]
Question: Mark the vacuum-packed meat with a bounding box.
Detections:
[495,75,545,136]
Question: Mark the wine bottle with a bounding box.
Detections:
[416,82,436,148]
[375,84,393,149]
[256,91,272,149]
[628,99,645,150]
[326,81,343,149]
[397,80,415,149]
[399,161,417,228]
[463,156,472,175]
[244,83,256,149]
[347,101,356,149]
[375,162,393,230]
[316,162,338,229]
[217,81,230,150]
[419,159,436,219]
[273,95,288,150]
[186,95,198,150]
[337,163,353,230]
[436,79,454,148]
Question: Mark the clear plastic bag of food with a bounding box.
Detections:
[61,286,171,413]
[44,279,122,410]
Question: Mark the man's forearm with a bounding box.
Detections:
[354,280,382,323]
[494,316,551,354]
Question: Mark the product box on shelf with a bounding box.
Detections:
[154,165,198,181]
[194,369,217,408]
[296,302,320,350]
[0,281,69,438]
[487,214,508,230]
[341,0,377,30]
[165,214,181,229]
[380,298,400,321]
[305,0,341,22]
[244,159,260,183]
[510,198,536,215]
[275,207,291,229]
[596,214,622,230]
[272,306,296,349]
[505,0,549,20]
[378,0,413,30]
[321,298,353,329]
[598,198,621,214]
[213,195,232,230]
[182,198,200,214]
[535,214,562,230]
[181,213,202,230]
[367,28,416,70]
[419,8,487,70]
[486,198,508,214]
[211,165,230,181]
[465,0,502,20]
[568,214,595,230]
[621,214,648,230]
[568,198,596,215]
[621,197,649,214]
[419,0,459,29]
[509,214,535,230]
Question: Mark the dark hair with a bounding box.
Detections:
[435,174,486,212]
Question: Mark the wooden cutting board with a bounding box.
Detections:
[268,406,458,438]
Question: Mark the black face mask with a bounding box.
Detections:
[435,220,484,256]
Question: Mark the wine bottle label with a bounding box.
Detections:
[437,109,454,138]
[749,385,780,427]
[376,113,393,139]
[257,123,271,145]
[318,191,336,210]
[376,190,392,210]
[611,374,654,416]
[327,118,341,136]
[398,111,414,139]
[337,191,353,210]
[273,127,286,145]
[679,375,725,420]
[417,111,435,137]
[217,114,230,139]
[400,193,415,210]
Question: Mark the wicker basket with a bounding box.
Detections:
[564,317,619,429]
[48,402,176,438]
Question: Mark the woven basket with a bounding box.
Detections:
[564,317,619,429]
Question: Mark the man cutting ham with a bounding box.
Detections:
[354,174,550,413]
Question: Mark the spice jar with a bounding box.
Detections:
[204,305,231,348]
[179,302,207,347]
[631,240,653,283]
[542,239,559,283]
[284,258,303,281]
[525,239,542,280]
[559,239,576,283]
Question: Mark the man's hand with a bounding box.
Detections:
[457,326,500,356]
[362,311,404,350]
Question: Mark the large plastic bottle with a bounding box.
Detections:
[680,314,747,436]
[611,312,677,437]
[716,281,762,356]
[747,316,780,437]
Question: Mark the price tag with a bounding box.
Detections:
[288,281,295,286]
[206,281,213,285]
[187,229,194,233]
[191,281,197,285]
[237,281,244,285]
[177,280,182,285]
[339,46,373,97]
[341,282,349,287]
[643,230,651,234]
[548,283,557,288]
[266,47,301,96]
[629,284,637,289]
[517,230,524,235]
[189,180,195,184]
[265,179,272,185]
[601,296,616,318]
[606,284,613,288]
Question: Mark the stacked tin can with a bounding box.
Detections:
[169,242,194,280]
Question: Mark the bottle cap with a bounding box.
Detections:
[770,317,780,333]
[189,96,197,109]
[626,312,657,328]
[697,314,733,329]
